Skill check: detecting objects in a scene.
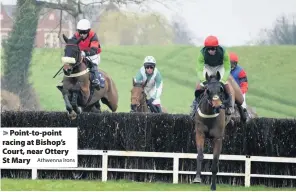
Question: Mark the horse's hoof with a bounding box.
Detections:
[192,177,201,183]
[68,111,77,120]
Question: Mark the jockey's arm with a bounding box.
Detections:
[86,34,101,56]
[221,50,231,84]
[152,71,163,99]
[238,69,248,94]
[196,52,206,83]
[134,69,144,83]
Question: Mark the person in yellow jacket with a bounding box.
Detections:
[190,35,233,117]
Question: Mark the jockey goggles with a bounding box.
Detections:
[207,47,217,51]
[144,63,155,69]
[78,29,90,34]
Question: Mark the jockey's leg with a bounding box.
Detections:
[223,81,234,115]
[241,93,249,118]
[88,54,105,88]
[152,99,162,113]
[148,84,163,113]
[190,80,205,117]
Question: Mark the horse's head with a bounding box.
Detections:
[61,34,84,76]
[130,78,148,112]
[204,71,225,108]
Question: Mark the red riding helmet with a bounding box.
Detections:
[229,52,239,62]
[204,35,219,47]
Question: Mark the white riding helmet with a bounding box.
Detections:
[143,56,156,68]
[77,19,91,31]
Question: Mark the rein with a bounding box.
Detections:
[196,86,224,118]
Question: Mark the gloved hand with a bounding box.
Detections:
[147,98,155,105]
[81,51,86,57]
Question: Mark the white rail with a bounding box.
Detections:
[1,150,296,187]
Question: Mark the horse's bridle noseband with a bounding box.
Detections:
[64,43,82,70]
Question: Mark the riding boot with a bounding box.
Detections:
[155,105,162,113]
[243,107,249,121]
[224,84,234,115]
[238,105,247,122]
[90,65,101,88]
[190,89,203,117]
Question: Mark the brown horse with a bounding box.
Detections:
[130,78,167,113]
[192,71,241,191]
[57,34,118,119]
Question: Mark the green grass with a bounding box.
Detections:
[1,179,295,191]
[8,45,296,118]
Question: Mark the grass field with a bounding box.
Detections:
[27,45,296,118]
[1,179,296,191]
[1,45,294,117]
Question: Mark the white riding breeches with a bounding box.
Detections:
[202,64,227,84]
[87,54,101,66]
[242,93,247,109]
[145,82,163,105]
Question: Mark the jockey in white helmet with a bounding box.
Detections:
[72,19,105,89]
[133,56,164,113]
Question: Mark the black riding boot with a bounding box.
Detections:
[224,84,234,115]
[190,89,203,117]
[155,105,162,113]
[90,65,105,88]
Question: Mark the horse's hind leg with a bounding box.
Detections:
[101,97,117,112]
[210,137,223,191]
[193,128,205,183]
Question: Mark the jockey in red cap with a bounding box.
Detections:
[190,35,233,117]
[230,52,249,120]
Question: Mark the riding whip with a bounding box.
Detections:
[53,66,63,78]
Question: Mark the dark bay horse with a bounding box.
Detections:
[130,78,167,113]
[192,72,235,191]
[57,34,118,119]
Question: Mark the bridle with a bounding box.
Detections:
[131,87,147,112]
[64,43,83,69]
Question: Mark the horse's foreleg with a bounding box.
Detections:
[210,137,223,191]
[71,91,81,114]
[193,128,205,183]
[62,90,73,113]
[62,90,77,119]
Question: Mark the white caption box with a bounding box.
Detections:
[0,127,78,168]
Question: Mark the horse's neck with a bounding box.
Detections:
[140,98,148,112]
[73,62,87,74]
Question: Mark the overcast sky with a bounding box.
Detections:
[2,0,296,46]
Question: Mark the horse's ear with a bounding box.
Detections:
[77,36,83,44]
[62,34,68,43]
[132,78,136,86]
[216,71,221,81]
[205,72,210,81]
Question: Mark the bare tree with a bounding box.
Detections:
[171,14,195,45]
[257,14,296,45]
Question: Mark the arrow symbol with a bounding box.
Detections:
[3,131,8,136]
